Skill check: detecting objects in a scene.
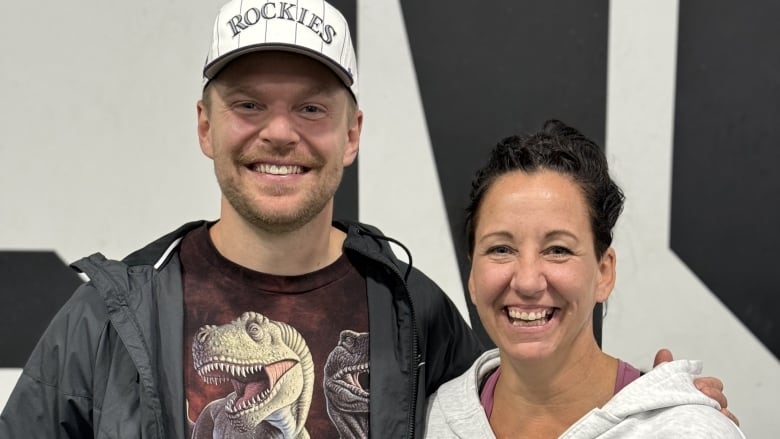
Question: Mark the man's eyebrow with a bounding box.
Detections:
[218,83,341,99]
[300,84,342,99]
[219,84,256,96]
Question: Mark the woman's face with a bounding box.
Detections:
[468,170,615,362]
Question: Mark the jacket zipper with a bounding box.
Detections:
[345,226,422,438]
[405,283,420,438]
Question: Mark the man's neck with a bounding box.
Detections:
[209,211,346,276]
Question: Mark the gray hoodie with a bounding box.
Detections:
[424,349,745,438]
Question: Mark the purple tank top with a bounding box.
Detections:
[480,360,641,418]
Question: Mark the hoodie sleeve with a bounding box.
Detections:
[565,360,747,438]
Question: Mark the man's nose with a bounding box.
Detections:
[259,112,300,149]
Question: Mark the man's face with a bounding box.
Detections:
[198,52,361,233]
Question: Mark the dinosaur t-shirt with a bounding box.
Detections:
[181,223,370,438]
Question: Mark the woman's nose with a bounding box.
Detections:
[510,257,547,297]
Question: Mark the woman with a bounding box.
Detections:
[424,120,745,438]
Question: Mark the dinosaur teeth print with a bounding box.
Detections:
[228,387,273,413]
[195,362,265,376]
[324,330,370,438]
[191,311,314,437]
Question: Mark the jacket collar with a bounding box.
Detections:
[118,219,411,277]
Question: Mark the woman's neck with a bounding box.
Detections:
[489,345,618,439]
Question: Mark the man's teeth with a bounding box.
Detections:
[255,164,303,175]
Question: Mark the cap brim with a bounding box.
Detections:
[203,43,354,91]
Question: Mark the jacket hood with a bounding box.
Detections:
[562,359,736,438]
[465,351,720,419]
[597,359,715,417]
[122,220,207,268]
[114,219,410,275]
[336,219,413,280]
[72,219,412,302]
[427,349,731,439]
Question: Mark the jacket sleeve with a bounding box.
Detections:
[0,284,108,438]
[406,269,486,396]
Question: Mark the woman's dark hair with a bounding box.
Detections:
[465,119,625,258]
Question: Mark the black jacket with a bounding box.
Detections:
[0,220,484,438]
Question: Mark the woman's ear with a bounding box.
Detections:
[596,247,616,303]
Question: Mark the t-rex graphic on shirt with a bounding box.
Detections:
[323,330,370,438]
[191,311,314,438]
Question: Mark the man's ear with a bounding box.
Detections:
[197,100,214,159]
[343,109,362,166]
[595,247,616,303]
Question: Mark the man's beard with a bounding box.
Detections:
[217,166,343,234]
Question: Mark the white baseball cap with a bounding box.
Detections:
[203,0,358,101]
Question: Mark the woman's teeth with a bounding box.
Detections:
[507,309,553,326]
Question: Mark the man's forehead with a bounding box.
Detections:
[211,52,348,93]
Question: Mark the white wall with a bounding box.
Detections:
[1,0,777,437]
[0,0,223,413]
[356,1,469,319]
[0,0,223,264]
[603,1,779,437]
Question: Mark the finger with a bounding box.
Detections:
[653,348,673,367]
[721,408,740,426]
[696,381,728,409]
[694,376,724,393]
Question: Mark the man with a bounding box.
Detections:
[0,0,732,437]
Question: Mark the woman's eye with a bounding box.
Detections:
[487,245,512,255]
[547,246,572,256]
